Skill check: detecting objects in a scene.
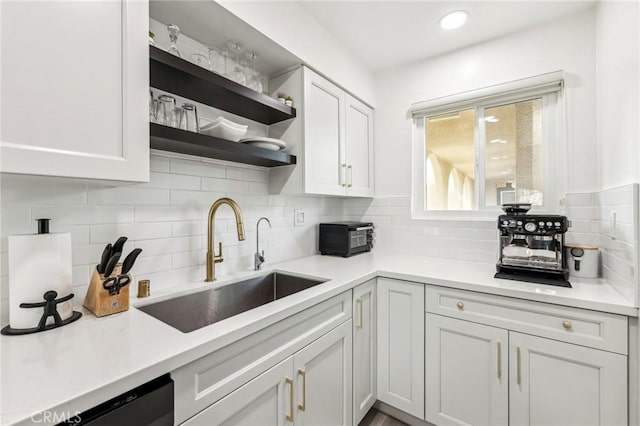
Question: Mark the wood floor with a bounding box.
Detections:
[359,408,408,426]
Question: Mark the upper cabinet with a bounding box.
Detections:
[0,0,149,182]
[270,67,374,197]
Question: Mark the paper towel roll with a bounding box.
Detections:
[8,232,73,329]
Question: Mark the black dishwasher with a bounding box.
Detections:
[57,374,174,426]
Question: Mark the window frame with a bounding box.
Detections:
[411,72,565,221]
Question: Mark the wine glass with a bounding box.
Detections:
[245,51,263,92]
[220,49,231,77]
[191,53,210,69]
[166,24,182,58]
[207,45,223,74]
[226,41,247,86]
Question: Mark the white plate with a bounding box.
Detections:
[243,141,283,151]
[239,137,287,149]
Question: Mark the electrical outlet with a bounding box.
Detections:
[294,209,306,227]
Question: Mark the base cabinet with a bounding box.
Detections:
[183,357,293,426]
[377,278,424,419]
[353,279,377,425]
[425,312,628,426]
[425,314,508,426]
[183,321,352,426]
[509,331,627,426]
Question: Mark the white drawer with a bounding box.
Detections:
[172,291,352,424]
[425,286,628,354]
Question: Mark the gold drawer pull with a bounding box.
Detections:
[298,369,306,411]
[497,341,502,379]
[456,301,464,310]
[516,346,521,386]
[355,299,363,330]
[285,377,294,422]
[562,320,572,330]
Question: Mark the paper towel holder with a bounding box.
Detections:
[1,290,82,335]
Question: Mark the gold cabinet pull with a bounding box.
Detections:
[497,341,502,379]
[456,301,464,310]
[355,299,363,330]
[562,320,572,330]
[516,346,521,386]
[341,164,347,187]
[285,377,294,422]
[347,165,353,187]
[298,369,306,411]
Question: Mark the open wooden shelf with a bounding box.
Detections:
[150,123,296,167]
[150,46,296,125]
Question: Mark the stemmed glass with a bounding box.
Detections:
[245,51,263,92]
[207,45,223,74]
[166,24,182,58]
[226,41,247,86]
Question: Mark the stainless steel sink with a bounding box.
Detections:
[137,272,327,333]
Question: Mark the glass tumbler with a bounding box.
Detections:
[156,95,177,127]
[179,103,199,133]
[149,89,157,123]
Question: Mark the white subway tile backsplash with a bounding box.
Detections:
[149,154,171,172]
[135,236,202,257]
[1,205,31,229]
[135,206,204,223]
[88,187,170,205]
[91,222,172,243]
[31,205,134,225]
[170,158,225,178]
[1,179,87,205]
[226,166,269,183]
[170,190,226,206]
[141,172,201,191]
[201,177,249,194]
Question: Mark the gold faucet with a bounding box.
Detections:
[206,197,245,282]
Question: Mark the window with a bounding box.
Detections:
[411,72,564,219]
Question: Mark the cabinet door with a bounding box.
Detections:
[294,321,352,426]
[303,67,346,196]
[425,314,508,426]
[0,1,149,182]
[183,357,294,426]
[510,332,627,426]
[353,279,376,425]
[377,278,424,419]
[345,95,374,197]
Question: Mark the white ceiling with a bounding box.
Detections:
[296,1,596,72]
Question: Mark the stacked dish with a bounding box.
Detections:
[200,117,248,142]
[239,137,287,151]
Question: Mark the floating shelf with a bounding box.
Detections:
[150,123,296,167]
[150,46,296,125]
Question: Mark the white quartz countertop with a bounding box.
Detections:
[1,251,636,425]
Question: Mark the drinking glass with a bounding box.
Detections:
[245,51,263,92]
[227,41,247,85]
[179,103,199,132]
[191,53,210,69]
[166,24,182,58]
[207,45,224,74]
[156,95,177,127]
[220,49,231,77]
[149,89,157,123]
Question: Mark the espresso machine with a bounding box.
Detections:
[495,204,571,287]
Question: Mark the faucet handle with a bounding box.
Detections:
[215,241,224,262]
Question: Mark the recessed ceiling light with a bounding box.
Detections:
[489,139,507,144]
[484,116,499,123]
[439,10,469,30]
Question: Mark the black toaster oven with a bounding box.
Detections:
[319,222,374,257]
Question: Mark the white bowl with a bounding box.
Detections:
[200,118,248,142]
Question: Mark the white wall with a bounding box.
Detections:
[217,0,376,106]
[595,0,640,190]
[0,152,345,325]
[375,8,597,197]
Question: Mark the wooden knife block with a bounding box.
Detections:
[83,265,130,317]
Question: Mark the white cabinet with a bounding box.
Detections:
[293,321,353,426]
[270,67,373,197]
[0,0,149,182]
[425,286,628,426]
[303,67,373,197]
[186,322,352,426]
[509,331,627,426]
[425,313,508,426]
[183,357,294,426]
[377,278,424,419]
[353,279,376,425]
